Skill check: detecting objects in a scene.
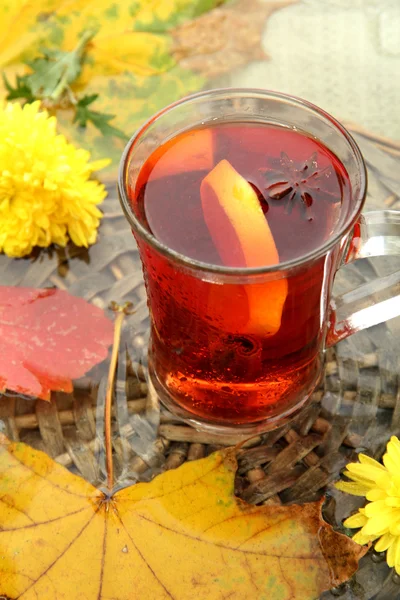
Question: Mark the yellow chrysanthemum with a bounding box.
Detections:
[0,101,110,258]
[336,436,400,574]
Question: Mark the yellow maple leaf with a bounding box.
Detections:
[0,0,218,171]
[0,435,366,599]
[0,0,59,67]
[0,0,222,80]
[131,0,226,30]
[49,0,175,83]
[83,31,173,80]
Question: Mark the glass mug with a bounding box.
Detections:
[118,89,400,434]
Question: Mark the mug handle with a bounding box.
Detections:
[326,210,400,347]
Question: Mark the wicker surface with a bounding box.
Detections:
[0,127,399,599]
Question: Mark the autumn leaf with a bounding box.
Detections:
[50,0,228,84]
[172,0,297,78]
[0,0,60,68]
[0,0,227,78]
[0,0,297,179]
[0,438,366,599]
[0,287,113,400]
[131,0,228,32]
[0,0,228,177]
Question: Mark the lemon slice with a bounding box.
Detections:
[201,159,288,336]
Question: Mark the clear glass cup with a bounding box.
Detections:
[118,89,400,434]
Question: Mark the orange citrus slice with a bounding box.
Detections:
[136,128,214,192]
[200,159,288,336]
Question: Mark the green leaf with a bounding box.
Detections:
[26,29,94,100]
[191,0,226,18]
[3,73,35,103]
[133,0,227,32]
[74,94,128,141]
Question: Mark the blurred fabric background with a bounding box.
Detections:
[223,0,400,139]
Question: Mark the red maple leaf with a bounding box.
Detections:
[0,287,114,400]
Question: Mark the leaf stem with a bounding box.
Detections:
[50,29,95,101]
[105,302,134,492]
[104,311,123,491]
[74,28,96,57]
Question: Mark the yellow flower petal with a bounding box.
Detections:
[341,469,376,487]
[389,436,400,453]
[362,510,397,536]
[0,101,109,258]
[366,488,387,501]
[347,463,390,486]
[386,497,400,508]
[89,158,112,171]
[335,480,372,496]
[359,453,387,471]
[365,500,395,517]
[343,511,368,529]
[387,535,400,569]
[375,532,395,552]
[68,220,89,247]
[338,437,400,574]
[352,531,375,545]
[389,520,400,536]
[384,438,400,475]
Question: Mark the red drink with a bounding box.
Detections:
[128,122,352,427]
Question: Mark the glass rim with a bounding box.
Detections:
[118,87,368,276]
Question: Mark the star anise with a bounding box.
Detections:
[262,152,341,221]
